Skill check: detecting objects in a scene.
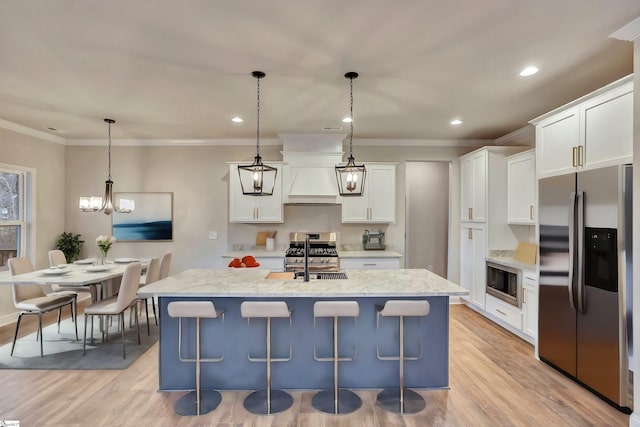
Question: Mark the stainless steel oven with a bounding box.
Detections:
[486,261,522,307]
[285,232,340,273]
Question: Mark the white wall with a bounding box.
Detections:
[0,127,66,323]
[631,38,640,427]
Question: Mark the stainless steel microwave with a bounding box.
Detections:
[486,261,522,307]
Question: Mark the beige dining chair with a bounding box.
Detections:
[8,257,78,357]
[83,262,142,359]
[49,249,99,303]
[159,252,172,279]
[134,257,160,335]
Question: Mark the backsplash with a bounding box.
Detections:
[227,204,396,251]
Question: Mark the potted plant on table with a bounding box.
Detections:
[55,232,84,263]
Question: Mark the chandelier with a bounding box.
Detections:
[79,119,134,215]
[237,71,277,196]
[335,72,366,196]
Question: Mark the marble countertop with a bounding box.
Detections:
[222,250,403,258]
[138,268,467,298]
[485,256,537,273]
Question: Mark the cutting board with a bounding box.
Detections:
[256,231,277,246]
[514,242,537,265]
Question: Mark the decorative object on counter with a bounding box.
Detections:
[255,230,277,246]
[79,119,135,215]
[335,72,366,196]
[112,192,173,241]
[237,71,277,196]
[55,232,84,263]
[513,242,537,265]
[362,230,385,250]
[266,237,275,251]
[95,235,116,265]
[228,255,261,268]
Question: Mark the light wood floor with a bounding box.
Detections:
[0,302,630,426]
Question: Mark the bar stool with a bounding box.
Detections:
[312,301,362,415]
[376,300,430,414]
[167,301,224,416]
[240,301,293,415]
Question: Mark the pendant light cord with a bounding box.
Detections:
[107,120,112,180]
[256,75,261,159]
[348,75,354,159]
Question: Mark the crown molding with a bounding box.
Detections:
[66,138,282,146]
[0,119,65,144]
[610,16,640,41]
[352,138,492,147]
[494,125,534,146]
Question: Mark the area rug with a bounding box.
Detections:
[0,317,158,370]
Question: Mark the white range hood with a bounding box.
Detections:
[280,133,346,204]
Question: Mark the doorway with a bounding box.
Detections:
[405,161,450,277]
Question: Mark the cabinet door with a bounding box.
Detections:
[522,276,538,339]
[229,164,283,223]
[460,151,486,222]
[460,224,486,309]
[341,164,396,223]
[507,151,535,224]
[368,165,396,222]
[582,83,633,171]
[341,257,400,269]
[536,107,579,179]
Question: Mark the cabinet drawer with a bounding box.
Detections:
[340,258,400,270]
[485,294,522,330]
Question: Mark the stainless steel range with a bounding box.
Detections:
[285,232,339,272]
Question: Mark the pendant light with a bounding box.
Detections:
[335,72,366,196]
[237,71,277,196]
[79,119,135,215]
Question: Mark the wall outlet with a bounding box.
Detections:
[208,231,218,240]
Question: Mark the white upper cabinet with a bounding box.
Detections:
[341,163,396,223]
[533,76,633,179]
[460,150,487,222]
[228,163,283,223]
[507,150,536,225]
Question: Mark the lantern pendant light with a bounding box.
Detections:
[237,71,277,196]
[79,119,135,215]
[335,71,366,196]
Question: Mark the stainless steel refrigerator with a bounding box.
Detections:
[538,164,633,410]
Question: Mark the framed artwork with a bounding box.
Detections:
[112,192,173,241]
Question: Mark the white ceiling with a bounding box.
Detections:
[1,0,639,142]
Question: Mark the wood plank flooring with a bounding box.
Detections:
[0,302,630,426]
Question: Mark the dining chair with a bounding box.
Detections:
[133,257,160,335]
[49,249,97,311]
[159,252,172,279]
[83,262,142,359]
[8,257,78,357]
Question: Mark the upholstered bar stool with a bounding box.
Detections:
[312,300,362,414]
[376,300,430,414]
[167,301,224,416]
[240,301,293,415]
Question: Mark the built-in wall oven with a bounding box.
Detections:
[486,261,522,307]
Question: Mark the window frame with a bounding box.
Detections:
[0,162,33,268]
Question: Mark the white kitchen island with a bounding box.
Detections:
[139,268,467,391]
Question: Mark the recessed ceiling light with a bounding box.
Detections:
[232,117,243,123]
[519,66,539,77]
[342,117,353,123]
[450,119,463,125]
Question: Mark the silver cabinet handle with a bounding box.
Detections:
[523,288,527,304]
[529,205,534,221]
[468,207,473,220]
[578,145,583,167]
[496,309,507,316]
[572,146,577,167]
[468,228,473,240]
[363,263,377,266]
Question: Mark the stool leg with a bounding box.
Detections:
[196,317,201,415]
[266,316,271,414]
[333,315,338,410]
[376,315,426,414]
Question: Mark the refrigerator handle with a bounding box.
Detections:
[568,191,576,311]
[576,191,585,313]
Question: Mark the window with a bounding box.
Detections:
[0,164,30,271]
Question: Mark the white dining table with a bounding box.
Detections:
[0,259,149,302]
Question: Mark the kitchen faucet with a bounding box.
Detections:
[295,233,319,282]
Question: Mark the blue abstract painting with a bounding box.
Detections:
[112,193,173,241]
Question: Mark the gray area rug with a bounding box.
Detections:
[0,316,158,370]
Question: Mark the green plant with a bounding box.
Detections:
[55,232,84,263]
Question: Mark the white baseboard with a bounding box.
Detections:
[630,412,640,427]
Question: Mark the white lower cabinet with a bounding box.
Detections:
[340,257,400,270]
[485,294,523,331]
[522,272,538,340]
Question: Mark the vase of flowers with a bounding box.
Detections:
[96,235,116,265]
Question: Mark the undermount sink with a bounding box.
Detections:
[264,271,348,280]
